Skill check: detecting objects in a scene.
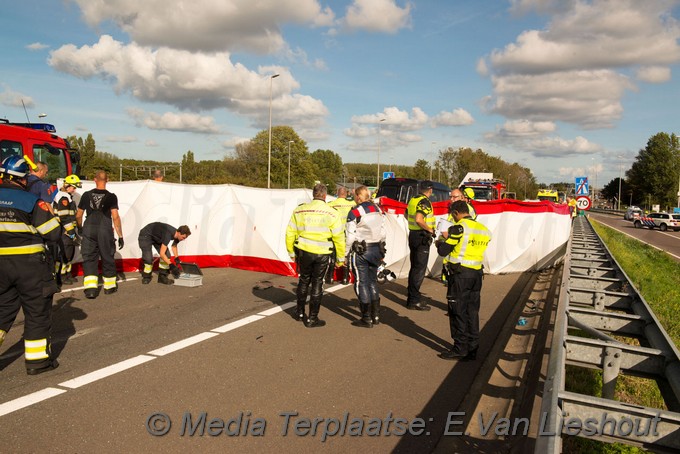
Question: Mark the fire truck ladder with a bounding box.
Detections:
[536,216,680,452]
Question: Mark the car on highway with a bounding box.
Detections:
[633,212,680,231]
[624,206,642,220]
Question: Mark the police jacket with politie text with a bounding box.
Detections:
[437,216,491,271]
[286,199,346,260]
[345,201,386,247]
[0,182,62,255]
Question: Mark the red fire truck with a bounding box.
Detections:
[458,172,507,201]
[0,120,79,183]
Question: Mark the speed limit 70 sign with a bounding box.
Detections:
[576,196,591,211]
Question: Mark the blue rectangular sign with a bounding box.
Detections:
[575,177,589,196]
[382,171,395,180]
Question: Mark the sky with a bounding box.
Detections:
[2,0,680,186]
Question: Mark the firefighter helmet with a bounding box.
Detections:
[64,174,82,188]
[0,156,30,178]
[464,187,475,200]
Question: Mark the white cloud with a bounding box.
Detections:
[0,86,33,108]
[72,0,335,54]
[431,108,474,127]
[26,42,49,51]
[481,1,680,130]
[105,136,138,143]
[48,36,328,132]
[128,108,221,134]
[497,119,556,136]
[351,107,429,132]
[483,70,634,128]
[635,66,671,83]
[342,0,412,33]
[145,140,159,147]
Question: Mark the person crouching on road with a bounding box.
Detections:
[76,170,124,299]
[346,185,387,328]
[0,156,62,375]
[52,175,82,285]
[138,223,191,285]
[436,200,491,361]
[286,183,345,328]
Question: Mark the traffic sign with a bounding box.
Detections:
[382,171,395,180]
[576,195,591,211]
[575,177,589,196]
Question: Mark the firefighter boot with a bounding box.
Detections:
[305,300,326,328]
[141,272,152,285]
[351,303,373,328]
[158,270,174,285]
[370,299,380,325]
[294,303,306,322]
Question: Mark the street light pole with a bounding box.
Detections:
[377,118,385,186]
[287,140,294,189]
[617,158,623,211]
[267,73,280,189]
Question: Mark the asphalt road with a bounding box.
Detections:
[588,211,680,262]
[0,267,534,453]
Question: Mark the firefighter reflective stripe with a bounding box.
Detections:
[0,222,38,234]
[55,209,76,216]
[446,218,491,270]
[36,217,61,235]
[62,221,76,231]
[143,263,153,273]
[60,262,72,274]
[296,236,333,252]
[0,244,45,255]
[159,261,169,270]
[103,276,117,289]
[83,275,98,289]
[25,338,49,360]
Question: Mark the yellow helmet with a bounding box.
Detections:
[463,187,475,200]
[64,174,82,188]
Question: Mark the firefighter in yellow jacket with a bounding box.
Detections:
[0,156,62,375]
[286,183,345,327]
[436,200,491,361]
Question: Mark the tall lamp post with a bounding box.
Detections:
[267,73,280,189]
[287,140,294,189]
[376,118,385,186]
[617,157,623,211]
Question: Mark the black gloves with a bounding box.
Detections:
[169,263,181,279]
[118,237,124,250]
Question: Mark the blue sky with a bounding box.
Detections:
[2,0,680,186]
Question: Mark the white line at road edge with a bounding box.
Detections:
[0,281,350,417]
[593,217,680,261]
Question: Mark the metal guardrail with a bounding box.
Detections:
[536,216,680,453]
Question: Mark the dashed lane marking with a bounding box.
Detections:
[0,280,350,417]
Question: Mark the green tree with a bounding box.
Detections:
[310,149,343,188]
[412,159,431,180]
[627,132,680,210]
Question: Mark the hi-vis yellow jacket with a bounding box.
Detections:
[327,197,355,223]
[286,199,346,261]
[439,216,491,270]
[407,194,435,231]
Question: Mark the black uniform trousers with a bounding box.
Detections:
[446,266,483,355]
[0,254,59,368]
[407,230,431,305]
[81,213,116,281]
[296,250,331,317]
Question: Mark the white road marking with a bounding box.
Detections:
[147,332,219,356]
[58,355,156,389]
[0,280,351,417]
[0,388,67,417]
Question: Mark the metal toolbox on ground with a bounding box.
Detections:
[173,262,203,287]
